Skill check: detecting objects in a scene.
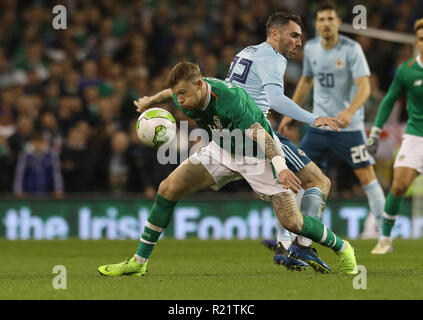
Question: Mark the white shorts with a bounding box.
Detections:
[394,134,423,173]
[190,140,289,201]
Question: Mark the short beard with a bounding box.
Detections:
[279,47,292,59]
[285,49,299,59]
[321,30,336,41]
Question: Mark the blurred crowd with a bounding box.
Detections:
[0,0,421,199]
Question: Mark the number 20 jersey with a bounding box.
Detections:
[303,35,370,131]
[225,42,287,119]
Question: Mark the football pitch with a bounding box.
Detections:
[1,238,422,300]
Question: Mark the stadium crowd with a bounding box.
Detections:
[0,0,421,198]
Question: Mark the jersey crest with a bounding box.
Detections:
[213,116,223,129]
[334,58,344,69]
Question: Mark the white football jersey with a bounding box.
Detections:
[225,42,287,118]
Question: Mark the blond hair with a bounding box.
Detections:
[414,18,423,33]
[167,62,202,88]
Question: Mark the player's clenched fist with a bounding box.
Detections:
[133,96,152,113]
[278,169,302,194]
[133,89,173,113]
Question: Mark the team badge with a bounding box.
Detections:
[334,58,344,69]
[298,149,306,157]
[398,154,405,161]
[213,116,223,129]
[414,79,422,86]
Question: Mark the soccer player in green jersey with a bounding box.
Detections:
[98,61,358,276]
[366,18,423,254]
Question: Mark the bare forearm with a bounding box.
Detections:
[348,77,371,114]
[150,89,173,105]
[248,122,282,160]
[248,123,301,193]
[280,77,314,130]
[348,87,370,114]
[135,88,173,113]
[292,76,313,106]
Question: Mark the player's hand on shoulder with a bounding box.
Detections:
[313,117,342,132]
[336,109,354,128]
[366,127,381,156]
[133,96,152,113]
[278,169,302,194]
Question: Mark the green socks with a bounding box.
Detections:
[136,194,177,260]
[382,192,403,237]
[300,216,344,252]
[136,193,347,260]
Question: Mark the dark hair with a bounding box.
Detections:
[167,61,202,88]
[265,12,303,36]
[316,1,339,17]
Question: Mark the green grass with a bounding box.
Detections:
[0,239,422,300]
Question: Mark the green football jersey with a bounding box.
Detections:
[375,57,423,136]
[172,77,273,155]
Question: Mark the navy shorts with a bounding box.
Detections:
[299,127,374,170]
[274,130,311,173]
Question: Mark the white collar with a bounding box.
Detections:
[200,81,211,111]
[417,55,423,69]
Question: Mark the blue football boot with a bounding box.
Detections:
[288,241,331,274]
[261,239,278,250]
[273,242,310,271]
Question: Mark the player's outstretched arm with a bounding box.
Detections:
[292,76,314,107]
[312,117,342,131]
[265,84,317,129]
[336,76,370,128]
[247,122,302,193]
[366,70,404,155]
[279,116,342,133]
[133,88,173,113]
[277,76,314,134]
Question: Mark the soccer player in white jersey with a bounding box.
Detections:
[226,12,343,273]
[279,2,386,254]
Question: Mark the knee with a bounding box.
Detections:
[356,167,376,186]
[318,174,331,197]
[304,171,331,197]
[158,179,169,197]
[391,182,408,198]
[158,179,178,201]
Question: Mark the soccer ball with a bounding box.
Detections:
[136,107,177,148]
